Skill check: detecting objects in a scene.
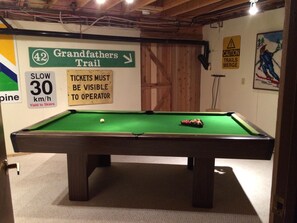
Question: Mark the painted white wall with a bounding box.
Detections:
[3,20,141,154]
[2,9,284,154]
[201,8,285,137]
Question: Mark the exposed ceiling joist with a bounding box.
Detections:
[99,0,124,12]
[125,0,157,12]
[0,0,285,34]
[76,0,93,11]
[162,0,223,16]
[178,0,248,19]
[162,0,191,10]
[17,0,26,7]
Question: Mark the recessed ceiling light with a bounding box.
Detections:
[96,0,106,4]
[126,0,134,4]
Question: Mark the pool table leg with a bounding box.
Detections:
[67,153,89,201]
[187,157,194,170]
[97,155,111,167]
[192,157,215,208]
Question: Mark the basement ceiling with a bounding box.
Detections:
[0,0,285,34]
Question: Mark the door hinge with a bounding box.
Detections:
[273,195,285,217]
[0,159,20,175]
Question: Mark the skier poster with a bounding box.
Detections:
[253,31,282,91]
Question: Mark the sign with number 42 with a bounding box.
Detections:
[25,71,57,108]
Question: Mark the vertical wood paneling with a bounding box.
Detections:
[190,46,201,111]
[141,44,152,110]
[171,45,178,111]
[141,42,201,112]
[178,45,186,110]
[156,44,172,111]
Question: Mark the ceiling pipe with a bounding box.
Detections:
[0,27,207,45]
[0,26,210,70]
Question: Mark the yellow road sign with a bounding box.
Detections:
[222,35,241,69]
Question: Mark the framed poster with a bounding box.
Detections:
[253,31,283,91]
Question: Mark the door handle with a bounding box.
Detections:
[0,159,20,175]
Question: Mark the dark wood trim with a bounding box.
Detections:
[11,110,274,208]
[0,104,14,222]
[270,0,297,222]
[67,153,89,201]
[192,157,215,208]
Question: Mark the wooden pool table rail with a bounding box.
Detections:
[10,110,274,208]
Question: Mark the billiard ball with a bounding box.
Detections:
[100,118,105,123]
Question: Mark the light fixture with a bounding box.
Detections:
[249,0,259,15]
[125,0,134,4]
[142,10,150,15]
[96,0,134,5]
[96,0,106,4]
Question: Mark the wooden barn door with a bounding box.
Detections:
[141,43,201,111]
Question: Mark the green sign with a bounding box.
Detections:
[29,47,135,68]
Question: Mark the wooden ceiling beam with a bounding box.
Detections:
[192,1,282,24]
[137,5,164,14]
[125,0,157,12]
[99,0,124,12]
[162,0,191,10]
[162,0,225,17]
[178,0,248,19]
[76,0,93,11]
[0,0,284,33]
[180,0,281,19]
[46,0,60,9]
[17,0,26,7]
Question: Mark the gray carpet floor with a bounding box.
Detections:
[8,154,273,223]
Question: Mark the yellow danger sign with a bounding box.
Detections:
[222,35,241,69]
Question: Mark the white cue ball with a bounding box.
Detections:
[100,118,105,123]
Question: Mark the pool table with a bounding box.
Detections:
[11,110,274,208]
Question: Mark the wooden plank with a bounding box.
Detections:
[154,90,170,110]
[164,44,172,110]
[171,45,178,111]
[125,0,157,12]
[146,45,171,83]
[177,44,200,111]
[151,44,158,109]
[162,0,192,10]
[179,45,189,111]
[270,0,297,222]
[178,0,247,18]
[99,0,123,12]
[142,83,171,88]
[162,0,224,17]
[141,42,201,112]
[17,0,25,7]
[141,26,203,40]
[76,0,92,10]
[155,44,166,110]
[141,44,152,110]
[174,45,183,110]
[189,45,201,111]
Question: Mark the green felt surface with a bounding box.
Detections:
[30,111,256,136]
